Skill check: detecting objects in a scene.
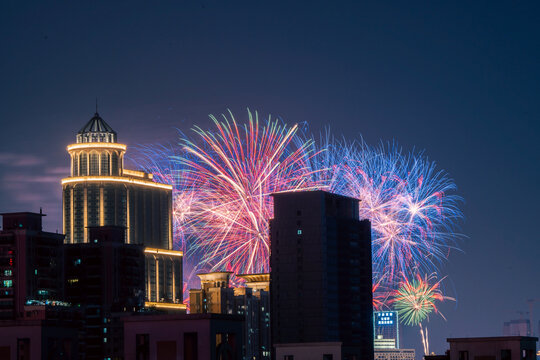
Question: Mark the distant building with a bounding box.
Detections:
[64,226,146,360]
[374,311,399,349]
[123,313,244,360]
[374,349,415,360]
[0,212,64,320]
[61,111,184,310]
[270,190,373,360]
[190,272,235,314]
[447,336,538,360]
[189,272,271,360]
[503,319,531,336]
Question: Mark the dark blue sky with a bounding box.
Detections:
[1,1,539,354]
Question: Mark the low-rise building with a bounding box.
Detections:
[123,313,244,359]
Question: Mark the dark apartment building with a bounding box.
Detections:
[270,190,373,360]
[64,226,145,359]
[0,212,64,320]
[0,211,79,359]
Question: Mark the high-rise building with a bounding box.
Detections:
[0,212,64,319]
[61,112,184,310]
[64,226,145,359]
[235,274,271,360]
[270,190,373,360]
[62,112,172,247]
[374,311,399,349]
[0,211,79,358]
[189,272,271,360]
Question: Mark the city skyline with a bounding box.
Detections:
[1,1,539,355]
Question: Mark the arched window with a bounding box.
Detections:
[89,152,99,175]
[101,152,110,175]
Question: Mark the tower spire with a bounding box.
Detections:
[95,98,98,114]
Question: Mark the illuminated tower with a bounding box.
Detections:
[62,112,184,309]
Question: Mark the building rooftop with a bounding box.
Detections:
[78,112,116,135]
[447,336,539,342]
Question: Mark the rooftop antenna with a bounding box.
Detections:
[95,98,98,114]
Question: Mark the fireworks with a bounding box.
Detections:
[131,110,462,304]
[392,273,454,354]
[392,273,451,325]
[178,110,322,276]
[320,139,462,286]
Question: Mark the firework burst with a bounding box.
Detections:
[392,273,454,354]
[178,110,323,276]
[316,138,462,285]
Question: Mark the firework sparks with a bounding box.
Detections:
[178,110,323,276]
[131,111,462,307]
[392,273,454,354]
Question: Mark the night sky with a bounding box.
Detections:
[1,1,539,355]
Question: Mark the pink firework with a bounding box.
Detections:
[180,110,323,275]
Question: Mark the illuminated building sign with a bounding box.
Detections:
[376,311,396,326]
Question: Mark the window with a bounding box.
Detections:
[501,350,511,360]
[296,210,301,216]
[3,280,12,288]
[297,229,302,235]
[3,270,11,276]
[323,355,333,360]
[459,351,469,360]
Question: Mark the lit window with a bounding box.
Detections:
[297,229,302,235]
[103,328,107,333]
[103,337,107,343]
[4,270,12,276]
[3,280,12,288]
[34,269,38,275]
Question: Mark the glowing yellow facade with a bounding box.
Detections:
[61,112,182,306]
[62,113,173,247]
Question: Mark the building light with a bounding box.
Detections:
[34,269,38,275]
[3,280,12,288]
[67,143,127,152]
[4,270,12,276]
[61,176,172,190]
[297,229,302,235]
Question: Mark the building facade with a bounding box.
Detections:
[61,112,184,310]
[64,226,145,359]
[373,349,415,360]
[374,311,399,349]
[62,112,173,248]
[123,313,245,360]
[447,336,537,360]
[0,212,64,320]
[270,190,373,360]
[189,272,271,360]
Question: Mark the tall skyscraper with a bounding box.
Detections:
[61,112,184,309]
[270,190,373,360]
[62,112,172,247]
